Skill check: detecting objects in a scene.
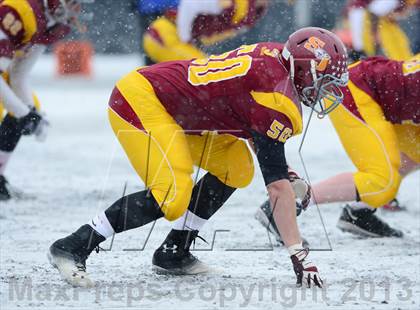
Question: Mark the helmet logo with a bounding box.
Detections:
[315,56,330,71]
[304,37,331,72]
[304,36,325,50]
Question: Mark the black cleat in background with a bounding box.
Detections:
[337,205,403,238]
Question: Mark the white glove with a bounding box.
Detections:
[289,244,323,288]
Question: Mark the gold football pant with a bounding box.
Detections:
[108,70,254,220]
[329,81,419,208]
[363,13,412,60]
[142,17,206,63]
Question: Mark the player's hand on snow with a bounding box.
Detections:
[288,169,311,215]
[290,247,323,288]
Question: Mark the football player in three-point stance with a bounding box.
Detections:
[143,0,269,63]
[257,54,420,239]
[48,27,348,288]
[0,0,88,200]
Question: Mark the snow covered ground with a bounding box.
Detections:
[0,55,419,310]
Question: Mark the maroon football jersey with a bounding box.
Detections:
[191,0,267,45]
[130,42,302,142]
[0,0,70,58]
[346,0,419,14]
[342,56,420,124]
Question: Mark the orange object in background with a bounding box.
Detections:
[54,41,93,76]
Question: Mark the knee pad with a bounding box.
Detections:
[354,170,402,208]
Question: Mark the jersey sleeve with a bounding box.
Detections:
[0,5,25,45]
[0,1,37,46]
[243,43,302,143]
[249,88,303,144]
[0,39,14,58]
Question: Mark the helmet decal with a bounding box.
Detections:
[315,55,330,71]
[303,36,325,51]
[304,37,331,72]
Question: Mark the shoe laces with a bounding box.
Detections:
[190,234,208,250]
[195,234,208,244]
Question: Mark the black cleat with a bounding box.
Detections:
[255,200,310,247]
[48,225,105,287]
[0,175,11,201]
[337,205,403,238]
[152,229,209,275]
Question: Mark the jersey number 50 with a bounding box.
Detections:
[267,119,292,143]
[188,44,257,86]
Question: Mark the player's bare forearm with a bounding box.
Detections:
[267,179,302,247]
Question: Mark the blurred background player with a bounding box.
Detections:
[48,28,348,288]
[142,0,269,64]
[0,0,89,200]
[137,0,179,64]
[257,54,420,239]
[345,0,419,61]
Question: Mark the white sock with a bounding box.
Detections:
[172,210,207,231]
[348,201,375,211]
[89,211,115,238]
[0,151,11,175]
